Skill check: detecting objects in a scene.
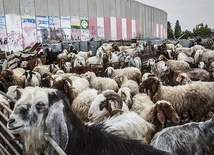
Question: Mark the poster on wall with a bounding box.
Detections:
[97,17,105,40]
[49,16,64,42]
[22,16,37,48]
[71,16,81,40]
[61,16,71,41]
[5,14,23,52]
[36,16,49,43]
[80,19,89,41]
[0,15,8,51]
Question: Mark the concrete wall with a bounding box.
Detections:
[0,0,167,51]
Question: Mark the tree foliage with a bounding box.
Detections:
[167,20,212,39]
[167,21,174,39]
[193,24,211,37]
[174,20,182,39]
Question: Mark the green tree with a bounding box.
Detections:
[181,30,194,39]
[174,20,182,39]
[193,24,211,37]
[167,21,174,39]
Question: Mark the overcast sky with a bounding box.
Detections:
[136,0,214,31]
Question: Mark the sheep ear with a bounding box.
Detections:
[45,92,68,151]
[156,104,165,125]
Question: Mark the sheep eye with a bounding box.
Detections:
[35,102,46,113]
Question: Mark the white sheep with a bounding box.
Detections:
[71,88,98,122]
[113,74,139,96]
[33,64,50,77]
[177,52,194,64]
[77,50,93,61]
[81,71,119,92]
[131,94,180,131]
[140,77,214,121]
[73,56,86,67]
[57,49,68,61]
[104,67,142,84]
[124,55,142,69]
[159,54,190,70]
[88,90,129,122]
[176,73,192,85]
[87,90,156,144]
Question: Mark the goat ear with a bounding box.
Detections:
[156,104,165,125]
[45,95,68,151]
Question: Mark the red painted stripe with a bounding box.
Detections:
[104,16,111,40]
[116,18,122,40]
[89,18,97,40]
[126,19,132,39]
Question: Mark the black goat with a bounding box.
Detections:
[7,87,170,155]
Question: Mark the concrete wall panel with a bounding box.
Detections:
[1,0,167,51]
[35,0,48,16]
[59,0,70,17]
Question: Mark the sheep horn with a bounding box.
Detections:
[103,92,123,110]
[0,90,17,103]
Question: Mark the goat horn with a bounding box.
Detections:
[0,90,17,103]
[103,92,123,109]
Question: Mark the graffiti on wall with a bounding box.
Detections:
[22,16,37,48]
[0,15,8,51]
[6,14,23,51]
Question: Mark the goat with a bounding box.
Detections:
[7,86,170,155]
[151,116,214,155]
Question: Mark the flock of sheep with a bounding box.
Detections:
[1,40,214,155]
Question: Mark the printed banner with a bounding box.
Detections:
[36,16,49,43]
[61,16,71,40]
[71,16,81,40]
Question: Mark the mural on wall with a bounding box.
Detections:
[36,16,49,43]
[80,19,89,41]
[0,15,8,51]
[71,16,81,40]
[6,14,23,52]
[22,16,37,48]
[61,16,71,41]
